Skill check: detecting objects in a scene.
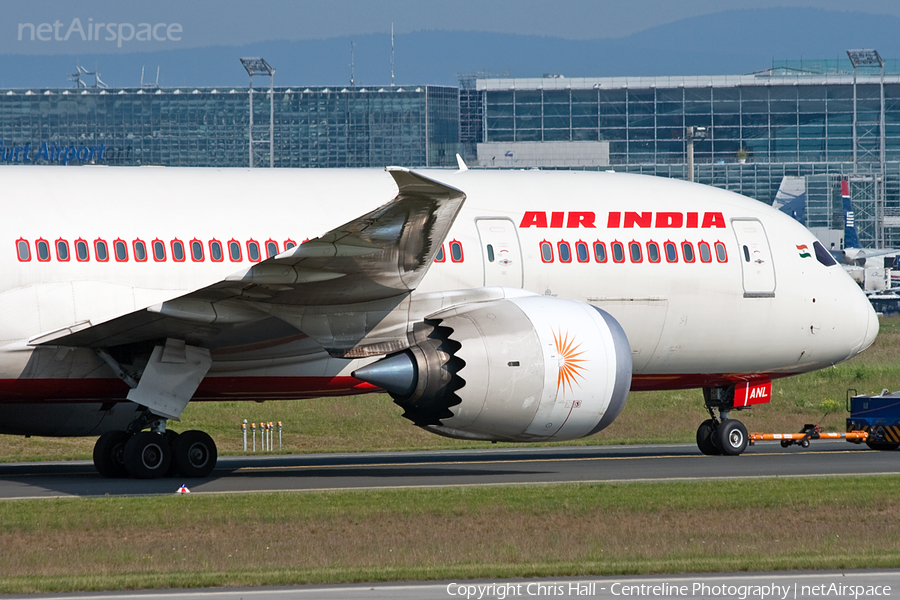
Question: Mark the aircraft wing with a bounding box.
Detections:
[33,168,465,351]
[850,248,899,261]
[838,247,900,268]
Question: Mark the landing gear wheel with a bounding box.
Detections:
[172,430,217,478]
[93,430,131,478]
[866,441,900,451]
[164,430,181,477]
[716,419,748,456]
[124,431,172,479]
[696,419,722,456]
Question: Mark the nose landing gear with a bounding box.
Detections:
[696,386,749,456]
[696,418,720,455]
[716,418,749,455]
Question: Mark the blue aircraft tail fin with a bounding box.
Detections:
[772,176,807,224]
[842,180,861,249]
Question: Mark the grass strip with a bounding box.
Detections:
[1,476,899,593]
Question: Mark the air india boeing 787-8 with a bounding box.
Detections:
[0,165,878,478]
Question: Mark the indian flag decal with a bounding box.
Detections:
[796,244,811,258]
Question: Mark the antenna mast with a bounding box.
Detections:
[390,23,395,87]
[350,41,355,87]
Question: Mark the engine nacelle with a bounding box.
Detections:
[353,295,632,442]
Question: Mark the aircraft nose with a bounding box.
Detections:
[859,299,879,354]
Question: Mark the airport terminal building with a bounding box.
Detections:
[2,57,900,246]
[0,84,460,169]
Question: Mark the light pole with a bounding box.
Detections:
[240,57,275,168]
[685,126,707,183]
[847,49,885,247]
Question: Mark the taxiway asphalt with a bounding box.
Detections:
[0,440,896,499]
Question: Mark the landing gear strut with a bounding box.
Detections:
[91,339,216,479]
[696,386,749,456]
[92,411,217,479]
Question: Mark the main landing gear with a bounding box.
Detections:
[92,411,217,479]
[696,386,749,456]
[91,339,215,479]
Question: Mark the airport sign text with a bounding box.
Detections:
[0,142,107,165]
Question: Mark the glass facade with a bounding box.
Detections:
[478,74,900,166]
[458,87,483,159]
[0,85,459,168]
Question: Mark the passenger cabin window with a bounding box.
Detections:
[284,239,297,250]
[265,240,279,258]
[611,241,625,263]
[742,245,750,262]
[449,240,464,262]
[152,240,166,262]
[171,240,185,262]
[486,244,495,262]
[540,241,553,263]
[16,239,30,262]
[133,240,147,262]
[664,241,678,263]
[191,240,204,262]
[36,239,50,262]
[715,241,727,263]
[434,246,445,262]
[94,239,109,262]
[698,241,712,263]
[629,241,642,263]
[813,241,838,267]
[576,241,589,263]
[681,241,695,263]
[593,241,607,263]
[247,240,261,262]
[209,240,223,262]
[75,239,89,262]
[114,239,128,262]
[558,241,572,263]
[647,241,660,263]
[56,239,69,262]
[228,240,242,262]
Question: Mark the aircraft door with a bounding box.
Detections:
[732,218,776,298]
[475,218,524,287]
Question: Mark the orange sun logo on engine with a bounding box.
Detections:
[553,329,587,396]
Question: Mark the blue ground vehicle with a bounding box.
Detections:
[847,389,900,451]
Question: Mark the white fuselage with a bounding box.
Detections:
[0,166,877,403]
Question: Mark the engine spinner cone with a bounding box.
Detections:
[352,351,417,397]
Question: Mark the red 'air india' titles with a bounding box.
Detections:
[519,211,727,229]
